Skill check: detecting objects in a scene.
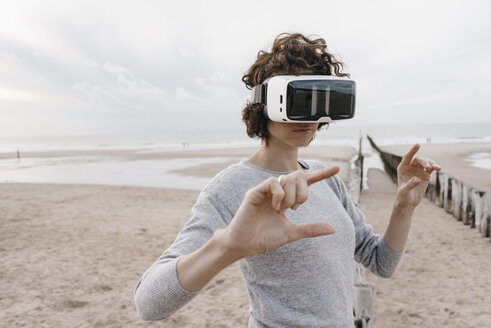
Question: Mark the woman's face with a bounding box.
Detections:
[266,121,319,149]
[264,69,320,149]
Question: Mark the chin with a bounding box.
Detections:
[292,136,315,148]
[305,135,316,146]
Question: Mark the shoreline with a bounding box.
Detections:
[2,121,490,155]
[1,139,490,157]
[0,145,358,189]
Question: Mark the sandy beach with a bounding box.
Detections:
[1,143,491,327]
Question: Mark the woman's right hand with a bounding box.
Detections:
[220,166,339,259]
[176,166,340,292]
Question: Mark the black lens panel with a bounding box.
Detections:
[286,80,356,121]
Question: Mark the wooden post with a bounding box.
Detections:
[434,171,442,207]
[487,194,491,240]
[358,136,364,194]
[352,226,376,326]
[348,153,363,207]
[350,141,374,327]
[353,279,375,328]
[487,194,491,242]
[474,191,486,234]
[438,173,448,209]
[452,179,463,221]
[426,172,437,202]
[462,184,475,226]
[481,192,490,238]
[444,176,453,214]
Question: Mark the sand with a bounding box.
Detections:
[1,144,490,327]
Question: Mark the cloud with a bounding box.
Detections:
[72,62,168,112]
[192,72,242,109]
[1,0,491,137]
[72,61,244,115]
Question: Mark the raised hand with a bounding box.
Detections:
[396,144,441,208]
[221,166,339,259]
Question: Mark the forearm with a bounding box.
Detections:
[176,229,242,292]
[383,202,416,253]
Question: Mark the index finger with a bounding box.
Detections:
[306,166,340,186]
[400,143,421,166]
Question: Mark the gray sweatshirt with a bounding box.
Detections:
[134,159,403,327]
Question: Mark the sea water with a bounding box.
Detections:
[1,123,490,153]
[0,123,490,189]
[0,156,231,190]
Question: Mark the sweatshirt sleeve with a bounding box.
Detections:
[134,190,232,321]
[332,175,403,278]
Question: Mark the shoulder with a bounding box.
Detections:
[303,159,326,170]
[188,161,252,224]
[203,160,252,190]
[200,160,264,205]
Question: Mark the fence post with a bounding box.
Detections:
[426,172,436,202]
[351,138,374,328]
[462,184,475,226]
[444,176,453,214]
[487,194,491,242]
[480,192,490,238]
[474,191,486,234]
[452,179,463,221]
[434,171,442,207]
[438,173,448,208]
[353,279,375,328]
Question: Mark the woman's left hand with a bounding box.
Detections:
[396,144,441,208]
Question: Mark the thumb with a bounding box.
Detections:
[291,222,335,242]
[399,177,421,195]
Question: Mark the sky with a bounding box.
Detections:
[1,0,490,137]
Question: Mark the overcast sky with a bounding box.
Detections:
[1,0,490,137]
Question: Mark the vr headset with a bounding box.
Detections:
[250,75,356,123]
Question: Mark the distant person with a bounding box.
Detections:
[134,33,441,327]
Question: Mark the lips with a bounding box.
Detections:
[293,128,313,133]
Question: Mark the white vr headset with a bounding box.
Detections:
[250,75,356,123]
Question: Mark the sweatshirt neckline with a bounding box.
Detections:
[240,159,311,175]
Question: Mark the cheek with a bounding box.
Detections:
[267,122,286,136]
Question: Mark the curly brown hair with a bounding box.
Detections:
[241,33,350,142]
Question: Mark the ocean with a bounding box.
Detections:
[1,123,490,153]
[1,123,490,189]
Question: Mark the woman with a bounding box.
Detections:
[134,33,441,327]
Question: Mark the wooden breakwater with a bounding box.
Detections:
[349,138,375,328]
[349,136,364,206]
[367,135,491,241]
